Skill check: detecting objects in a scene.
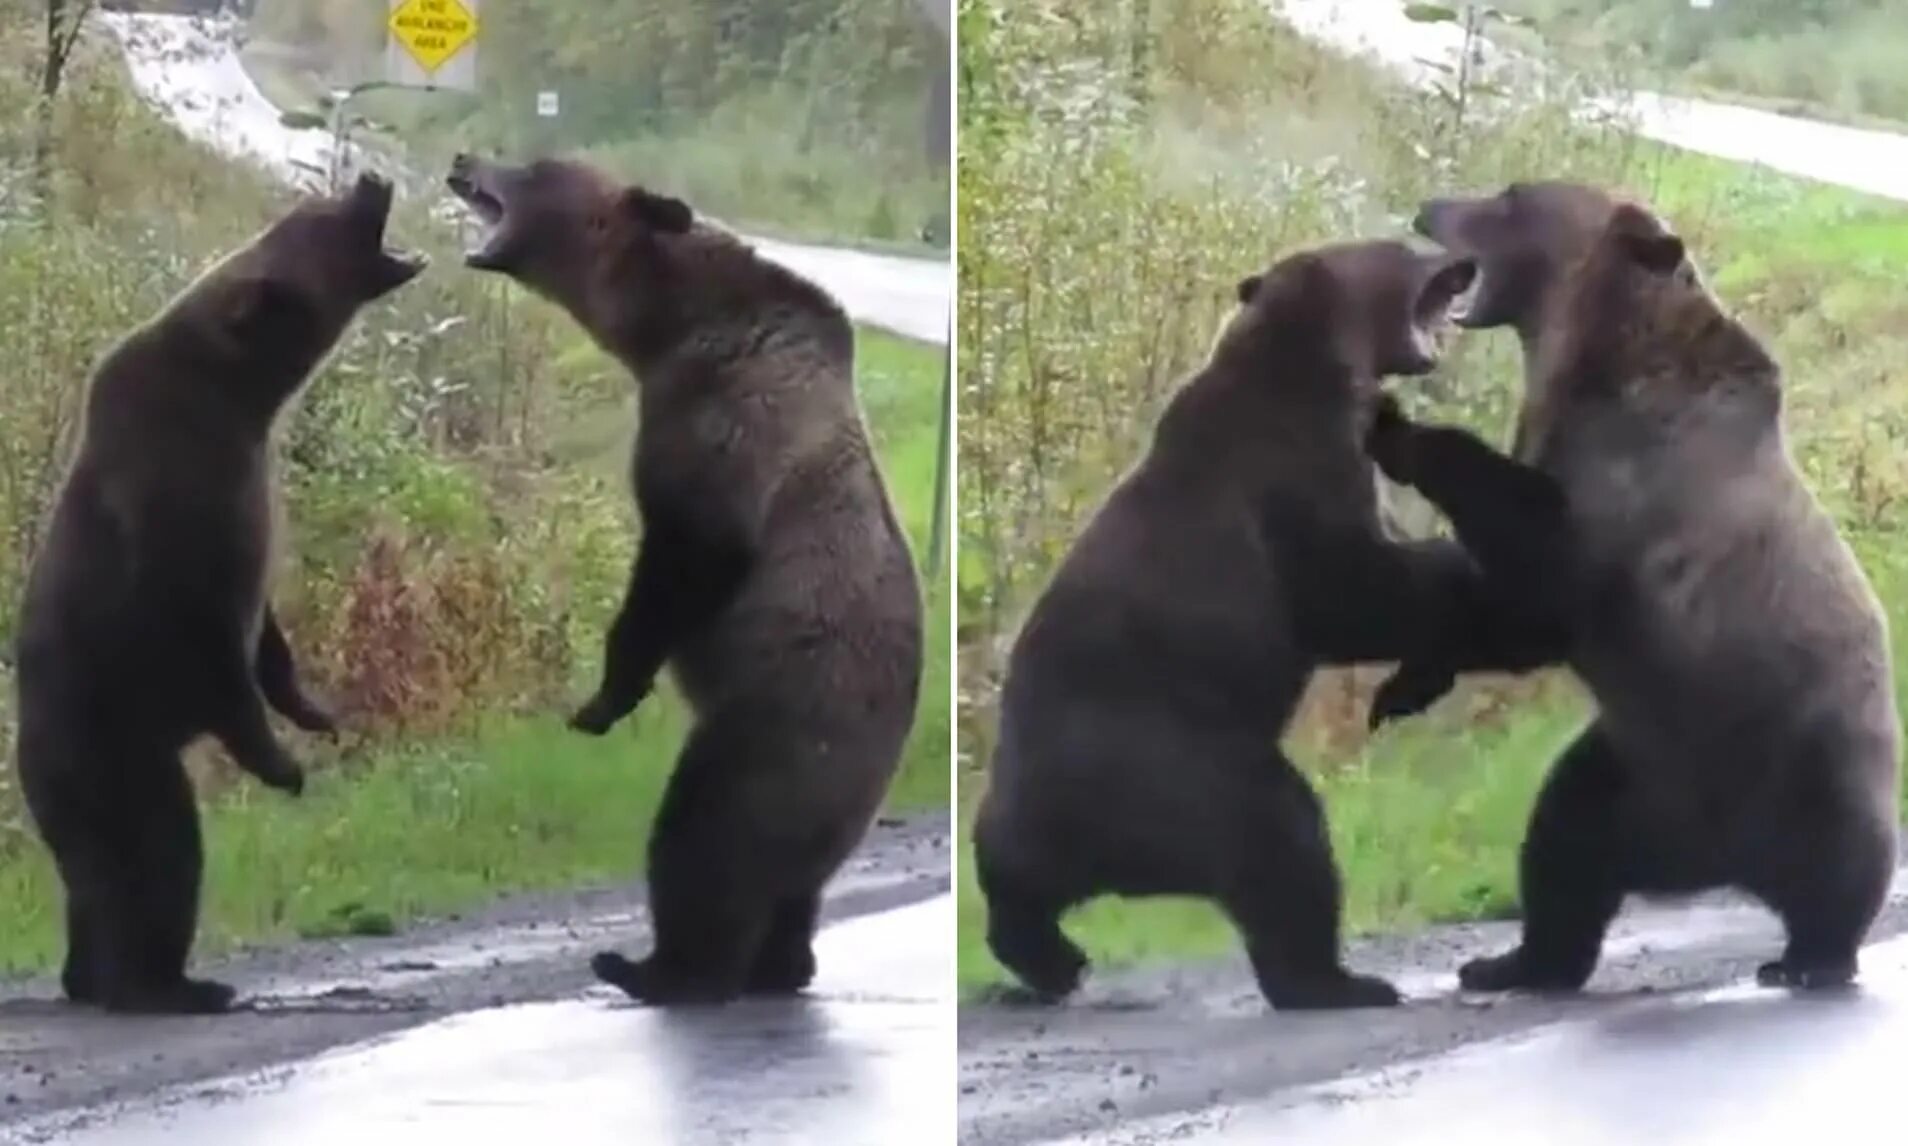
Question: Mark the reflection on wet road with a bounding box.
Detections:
[1050,932,1908,1145]
[54,897,952,1146]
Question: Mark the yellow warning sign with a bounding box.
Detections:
[389,0,478,75]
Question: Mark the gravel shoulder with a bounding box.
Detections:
[0,813,949,1131]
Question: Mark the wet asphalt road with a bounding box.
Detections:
[1277,0,1908,205]
[958,866,1908,1145]
[20,898,951,1146]
[1071,930,1908,1145]
[0,815,949,1145]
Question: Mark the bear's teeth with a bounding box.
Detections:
[1448,275,1481,323]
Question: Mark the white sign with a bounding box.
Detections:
[385,0,479,92]
[537,90,560,118]
[1689,0,1714,9]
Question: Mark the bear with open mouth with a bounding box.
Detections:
[14,172,425,1014]
[446,154,923,1004]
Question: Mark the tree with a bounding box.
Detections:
[34,0,99,202]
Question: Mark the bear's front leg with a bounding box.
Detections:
[1366,393,1573,589]
[255,607,337,734]
[571,509,752,736]
[209,673,306,796]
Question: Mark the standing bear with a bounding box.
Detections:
[972,240,1514,1009]
[1371,180,1900,991]
[14,172,425,1014]
[445,155,923,1004]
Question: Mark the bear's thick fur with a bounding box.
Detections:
[14,172,425,1014]
[972,240,1499,1010]
[1372,181,1900,991]
[445,155,923,1004]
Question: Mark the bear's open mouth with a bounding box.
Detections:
[1406,265,1478,367]
[445,155,510,267]
[1412,283,1470,343]
[346,170,427,276]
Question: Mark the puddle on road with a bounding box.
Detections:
[1058,932,1908,1146]
[44,897,954,1146]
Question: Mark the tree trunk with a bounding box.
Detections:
[33,0,93,207]
[32,0,65,202]
[1129,0,1151,106]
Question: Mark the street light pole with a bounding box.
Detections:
[918,0,952,581]
[325,80,402,192]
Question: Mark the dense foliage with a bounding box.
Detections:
[1499,0,1908,125]
[246,0,950,245]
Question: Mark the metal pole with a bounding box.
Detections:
[325,80,401,192]
[926,317,952,578]
[917,3,952,579]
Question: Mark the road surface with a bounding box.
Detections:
[1068,930,1908,1145]
[95,11,950,344]
[1276,0,1908,205]
[959,868,1908,1144]
[0,815,949,1144]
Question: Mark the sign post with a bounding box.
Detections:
[386,0,480,91]
[920,1,952,582]
[928,321,952,578]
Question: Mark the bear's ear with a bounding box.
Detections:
[619,187,694,235]
[1236,274,1262,304]
[1609,203,1685,275]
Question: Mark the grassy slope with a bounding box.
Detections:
[0,323,946,976]
[1491,0,1908,132]
[954,142,1908,992]
[237,44,948,258]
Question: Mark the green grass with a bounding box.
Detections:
[0,326,949,977]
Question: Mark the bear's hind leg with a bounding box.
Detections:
[1460,726,1627,993]
[59,894,100,1005]
[976,785,1099,999]
[745,892,820,995]
[984,894,1084,1003]
[593,720,771,1006]
[98,757,234,1015]
[1750,780,1894,991]
[1226,752,1398,1011]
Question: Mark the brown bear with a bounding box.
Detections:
[970,240,1514,1010]
[1369,180,1900,992]
[444,154,923,1004]
[13,172,425,1014]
